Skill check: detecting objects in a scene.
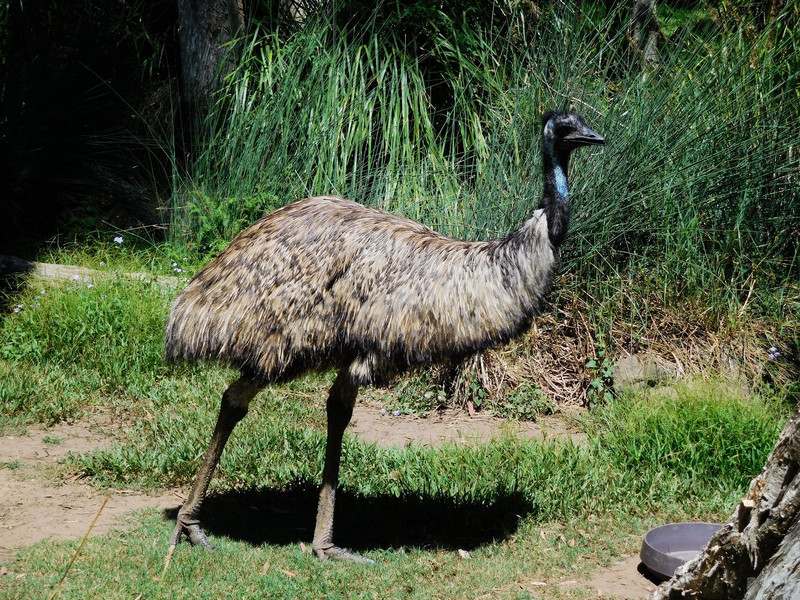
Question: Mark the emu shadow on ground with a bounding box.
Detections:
[164,483,532,553]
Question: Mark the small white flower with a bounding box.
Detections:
[113,236,124,244]
[73,274,80,281]
[88,284,94,289]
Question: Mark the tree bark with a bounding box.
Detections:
[177,0,244,118]
[652,410,800,600]
[628,0,661,67]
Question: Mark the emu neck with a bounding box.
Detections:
[541,140,571,248]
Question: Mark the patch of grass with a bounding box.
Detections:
[36,234,204,280]
[1,276,168,377]
[385,372,447,416]
[1,503,730,600]
[0,360,107,430]
[659,4,714,38]
[585,379,787,493]
[1,273,171,394]
[71,376,785,522]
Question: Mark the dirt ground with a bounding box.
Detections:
[0,406,659,598]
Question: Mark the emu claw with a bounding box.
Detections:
[170,519,217,551]
[314,544,374,564]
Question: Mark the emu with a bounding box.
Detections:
[164,111,604,563]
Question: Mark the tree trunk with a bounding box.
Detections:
[628,0,661,67]
[177,0,244,118]
[652,410,800,600]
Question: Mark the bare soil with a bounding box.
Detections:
[349,401,587,447]
[0,419,179,566]
[0,408,658,598]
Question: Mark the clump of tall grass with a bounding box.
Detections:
[1,275,168,376]
[170,2,799,332]
[0,269,173,427]
[585,380,787,492]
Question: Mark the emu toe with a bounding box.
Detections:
[314,544,375,564]
[170,519,218,551]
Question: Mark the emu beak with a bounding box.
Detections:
[568,125,605,147]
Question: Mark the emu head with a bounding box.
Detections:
[542,112,605,154]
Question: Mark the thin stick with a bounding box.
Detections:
[48,495,110,600]
[160,543,176,581]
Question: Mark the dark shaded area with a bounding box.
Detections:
[0,255,34,313]
[0,1,539,258]
[0,1,179,256]
[163,482,532,552]
[637,561,665,586]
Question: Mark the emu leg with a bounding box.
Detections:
[312,370,373,563]
[169,375,262,551]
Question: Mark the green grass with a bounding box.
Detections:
[0,510,664,600]
[0,278,171,429]
[0,373,787,599]
[71,375,784,511]
[0,256,791,598]
[168,1,799,333]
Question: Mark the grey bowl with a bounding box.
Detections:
[640,522,723,580]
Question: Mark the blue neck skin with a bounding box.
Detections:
[541,137,571,247]
[544,137,569,197]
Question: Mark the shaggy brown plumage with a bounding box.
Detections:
[164,111,604,563]
[164,196,554,385]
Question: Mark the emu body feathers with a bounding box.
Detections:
[164,197,553,386]
[165,111,604,562]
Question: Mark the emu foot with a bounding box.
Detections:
[170,518,217,551]
[313,544,374,564]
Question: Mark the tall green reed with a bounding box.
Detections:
[170,2,799,321]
